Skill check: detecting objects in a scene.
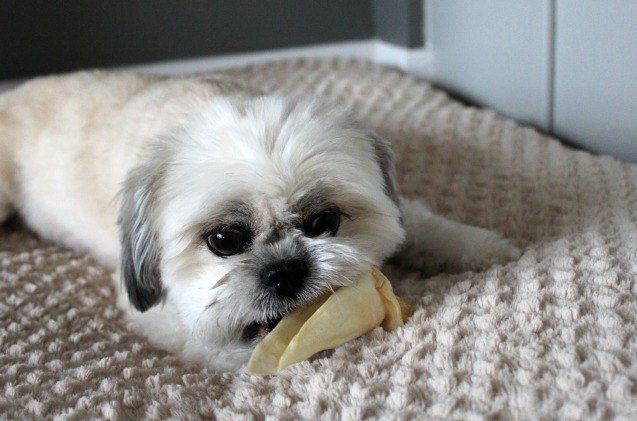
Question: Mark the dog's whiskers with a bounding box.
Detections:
[205,298,221,310]
[210,273,231,290]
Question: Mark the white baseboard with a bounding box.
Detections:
[1,40,433,92]
[128,40,375,74]
[128,39,434,79]
[371,41,434,79]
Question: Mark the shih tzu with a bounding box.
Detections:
[0,71,519,371]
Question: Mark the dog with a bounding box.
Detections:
[0,71,520,371]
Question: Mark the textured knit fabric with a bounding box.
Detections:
[1,59,636,419]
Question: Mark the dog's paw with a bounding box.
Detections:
[393,227,521,276]
[451,229,521,273]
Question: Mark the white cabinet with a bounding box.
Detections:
[553,1,637,162]
[424,0,637,162]
[425,0,553,130]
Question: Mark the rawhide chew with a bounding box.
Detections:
[247,266,411,375]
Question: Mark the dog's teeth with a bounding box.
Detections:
[247,267,411,375]
[258,324,269,338]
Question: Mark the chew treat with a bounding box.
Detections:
[247,266,411,375]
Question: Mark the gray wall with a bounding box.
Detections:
[0,1,374,79]
[1,1,423,80]
[373,0,424,48]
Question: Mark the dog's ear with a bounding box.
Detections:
[118,164,165,312]
[370,132,400,206]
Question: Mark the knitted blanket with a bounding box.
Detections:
[1,59,636,419]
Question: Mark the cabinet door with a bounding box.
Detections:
[425,0,553,130]
[554,0,637,162]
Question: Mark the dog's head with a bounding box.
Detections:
[118,95,405,370]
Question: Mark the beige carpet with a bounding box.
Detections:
[1,59,637,419]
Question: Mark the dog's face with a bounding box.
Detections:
[118,96,405,370]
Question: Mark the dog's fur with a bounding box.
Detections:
[0,71,520,371]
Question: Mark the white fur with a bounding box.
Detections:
[398,199,521,275]
[0,71,519,371]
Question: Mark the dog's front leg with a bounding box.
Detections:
[393,198,521,276]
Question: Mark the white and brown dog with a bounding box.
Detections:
[0,71,519,371]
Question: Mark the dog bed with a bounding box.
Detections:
[1,58,636,419]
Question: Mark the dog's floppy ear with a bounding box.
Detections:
[370,132,400,206]
[118,163,165,312]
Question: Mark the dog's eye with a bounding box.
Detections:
[206,228,247,257]
[304,210,341,237]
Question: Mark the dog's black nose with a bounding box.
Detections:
[260,259,309,297]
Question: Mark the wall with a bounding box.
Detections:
[0,1,425,80]
[372,0,424,48]
[0,0,375,79]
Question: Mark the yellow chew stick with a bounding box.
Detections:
[247,267,410,375]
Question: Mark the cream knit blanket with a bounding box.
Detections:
[1,59,636,419]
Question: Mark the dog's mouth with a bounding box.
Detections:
[242,316,283,342]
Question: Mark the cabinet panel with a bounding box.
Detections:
[426,0,552,129]
[553,1,637,162]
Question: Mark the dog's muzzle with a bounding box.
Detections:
[259,258,310,299]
